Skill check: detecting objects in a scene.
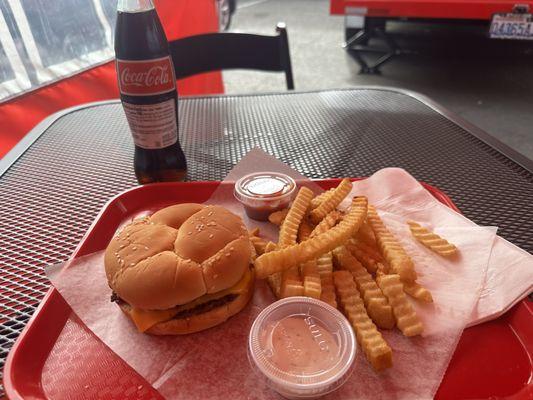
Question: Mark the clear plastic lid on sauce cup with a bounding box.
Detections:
[248,297,356,399]
[234,172,296,221]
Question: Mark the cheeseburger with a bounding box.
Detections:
[104,203,254,334]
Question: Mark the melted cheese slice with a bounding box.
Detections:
[131,269,253,332]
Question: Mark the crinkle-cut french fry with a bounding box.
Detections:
[264,242,277,253]
[278,189,313,297]
[320,291,338,308]
[279,196,305,298]
[268,208,289,226]
[376,262,389,275]
[402,280,433,303]
[316,252,336,306]
[281,264,303,298]
[310,188,334,210]
[355,220,377,245]
[321,277,334,289]
[407,221,458,257]
[278,187,314,248]
[282,282,305,297]
[281,263,304,298]
[333,247,395,329]
[352,239,383,262]
[264,243,281,298]
[267,273,282,298]
[316,252,334,277]
[309,179,353,224]
[301,259,322,299]
[333,271,393,371]
[304,276,322,299]
[255,197,368,278]
[345,239,378,274]
[304,278,322,299]
[297,219,314,243]
[367,206,418,282]
[280,269,305,298]
[281,268,305,298]
[250,235,268,255]
[375,273,424,337]
[310,210,341,238]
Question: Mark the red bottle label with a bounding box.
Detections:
[116,56,176,96]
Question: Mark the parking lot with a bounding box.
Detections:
[225,0,533,160]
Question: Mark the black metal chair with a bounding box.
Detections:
[169,23,294,90]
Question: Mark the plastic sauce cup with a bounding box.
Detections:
[234,172,296,221]
[248,297,356,399]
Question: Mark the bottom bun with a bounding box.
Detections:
[119,270,254,335]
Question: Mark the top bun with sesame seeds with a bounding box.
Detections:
[104,203,254,335]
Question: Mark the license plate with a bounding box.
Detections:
[489,13,533,40]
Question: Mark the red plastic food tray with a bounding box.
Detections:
[4,179,532,399]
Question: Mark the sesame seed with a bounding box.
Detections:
[209,234,214,239]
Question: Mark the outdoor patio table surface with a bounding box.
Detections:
[0,88,531,396]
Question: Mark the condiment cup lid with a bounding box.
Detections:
[234,172,296,203]
[248,297,356,398]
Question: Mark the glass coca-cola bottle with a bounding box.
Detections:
[115,0,187,183]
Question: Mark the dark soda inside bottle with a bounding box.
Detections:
[115,1,187,184]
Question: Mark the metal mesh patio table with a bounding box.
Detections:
[0,88,531,395]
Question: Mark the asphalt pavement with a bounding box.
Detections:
[224,0,533,161]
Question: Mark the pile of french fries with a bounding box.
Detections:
[250,179,458,372]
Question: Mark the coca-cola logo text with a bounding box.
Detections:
[116,57,176,96]
[120,65,170,87]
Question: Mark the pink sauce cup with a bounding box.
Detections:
[248,297,356,399]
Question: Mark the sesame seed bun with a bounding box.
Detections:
[151,203,205,229]
[104,203,253,334]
